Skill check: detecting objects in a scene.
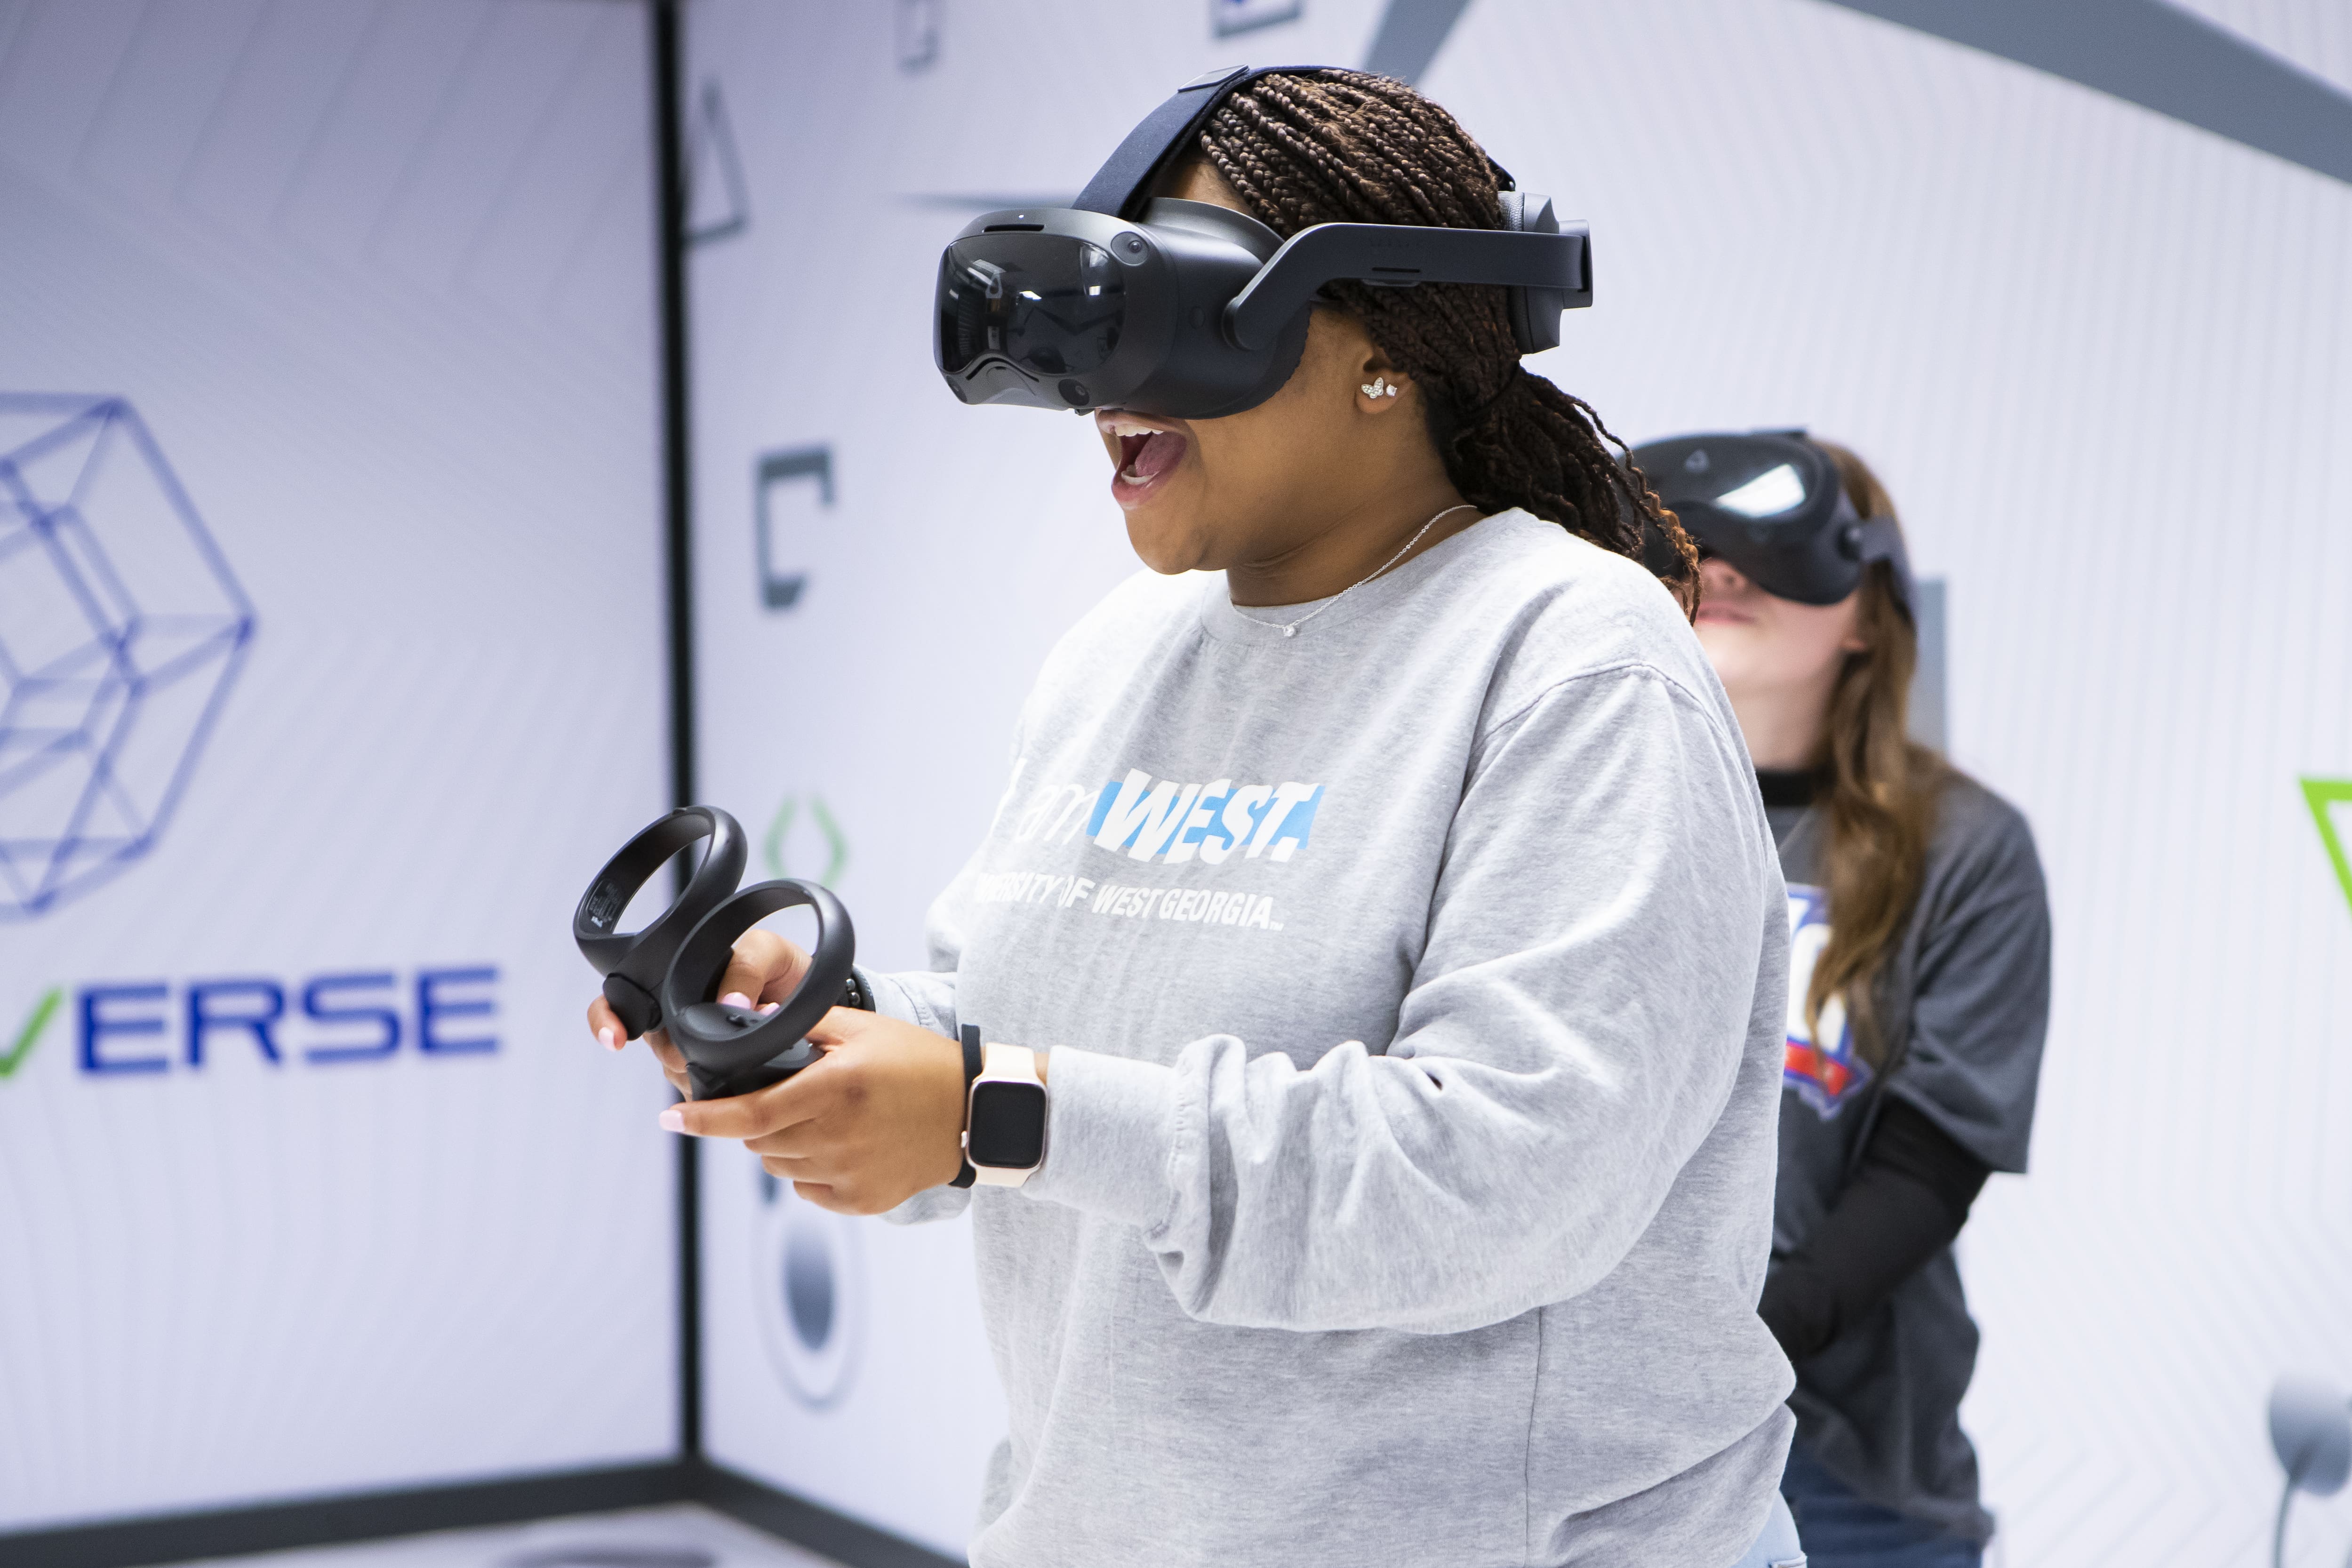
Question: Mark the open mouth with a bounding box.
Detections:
[1119,431,1184,480]
[1096,411,1189,505]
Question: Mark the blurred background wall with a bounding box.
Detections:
[1,1,2347,1565]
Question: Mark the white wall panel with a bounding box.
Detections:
[0,0,674,1532]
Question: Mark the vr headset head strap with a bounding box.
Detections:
[1780,429,1918,623]
[1224,221,1589,350]
[1072,65,1328,219]
[1853,513,1917,624]
[1068,67,1581,356]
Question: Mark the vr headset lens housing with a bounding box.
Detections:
[1635,432,1915,618]
[934,65,1592,421]
[936,200,1303,419]
[937,234,1126,383]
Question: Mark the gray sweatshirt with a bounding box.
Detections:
[872,512,1796,1568]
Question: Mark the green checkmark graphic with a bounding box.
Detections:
[2306,778,2352,925]
[1,988,63,1080]
[764,793,849,886]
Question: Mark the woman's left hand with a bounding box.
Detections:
[661,1008,970,1214]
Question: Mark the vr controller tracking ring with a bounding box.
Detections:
[574,805,748,1040]
[662,880,858,1102]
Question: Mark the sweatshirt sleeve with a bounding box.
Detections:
[866,958,972,1225]
[1021,663,1780,1334]
[861,966,959,1041]
[869,761,1007,1228]
[858,845,966,1158]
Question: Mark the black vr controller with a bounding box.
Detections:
[574,806,859,1102]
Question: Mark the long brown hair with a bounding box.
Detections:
[1805,442,1948,1067]
[1191,69,1701,614]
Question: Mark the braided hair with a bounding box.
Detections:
[1193,69,1698,613]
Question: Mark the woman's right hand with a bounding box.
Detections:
[585,928,815,1101]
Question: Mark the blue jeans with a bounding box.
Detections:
[1780,1443,1982,1568]
[1728,1491,1807,1567]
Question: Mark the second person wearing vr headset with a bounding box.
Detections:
[629,69,1802,1568]
[1643,435,2052,1568]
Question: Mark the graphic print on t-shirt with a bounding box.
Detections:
[1086,769,1324,864]
[1784,883,1871,1116]
[963,764,1319,936]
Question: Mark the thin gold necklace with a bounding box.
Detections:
[1232,504,1478,638]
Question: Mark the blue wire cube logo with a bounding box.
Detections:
[0,395,255,920]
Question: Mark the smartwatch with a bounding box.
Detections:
[964,1041,1048,1186]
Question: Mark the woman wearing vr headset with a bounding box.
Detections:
[1641,435,2052,1568]
[602,70,1804,1568]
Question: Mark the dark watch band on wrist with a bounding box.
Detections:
[948,1022,983,1189]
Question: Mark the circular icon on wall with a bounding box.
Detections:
[752,1159,864,1409]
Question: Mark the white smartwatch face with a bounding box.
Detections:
[967,1079,1048,1169]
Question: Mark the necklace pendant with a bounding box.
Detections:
[1281,624,1297,638]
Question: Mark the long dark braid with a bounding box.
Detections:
[1195,70,1699,614]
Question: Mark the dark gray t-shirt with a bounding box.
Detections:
[1765,770,2050,1542]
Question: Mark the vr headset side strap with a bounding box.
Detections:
[1072,64,1325,218]
[1224,223,1591,351]
[1858,515,1918,623]
[1786,430,1918,623]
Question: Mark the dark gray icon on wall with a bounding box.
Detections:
[754,1161,864,1409]
[1215,0,1303,36]
[1355,0,2352,183]
[897,0,941,71]
[500,1551,715,1568]
[755,444,832,611]
[2267,1372,2350,1566]
[0,395,255,920]
[1909,576,1946,752]
[686,81,749,246]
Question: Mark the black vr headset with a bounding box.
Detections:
[1635,430,1914,620]
[934,65,1592,420]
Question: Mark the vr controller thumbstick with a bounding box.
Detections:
[661,880,858,1101]
[574,806,749,1040]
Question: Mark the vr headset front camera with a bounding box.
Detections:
[934,65,1593,421]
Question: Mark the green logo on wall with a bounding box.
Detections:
[2,987,64,1080]
[765,794,848,885]
[2304,778,2352,922]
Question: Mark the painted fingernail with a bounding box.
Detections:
[599,1026,619,1052]
[720,992,753,1009]
[758,1001,781,1015]
[658,1107,686,1134]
